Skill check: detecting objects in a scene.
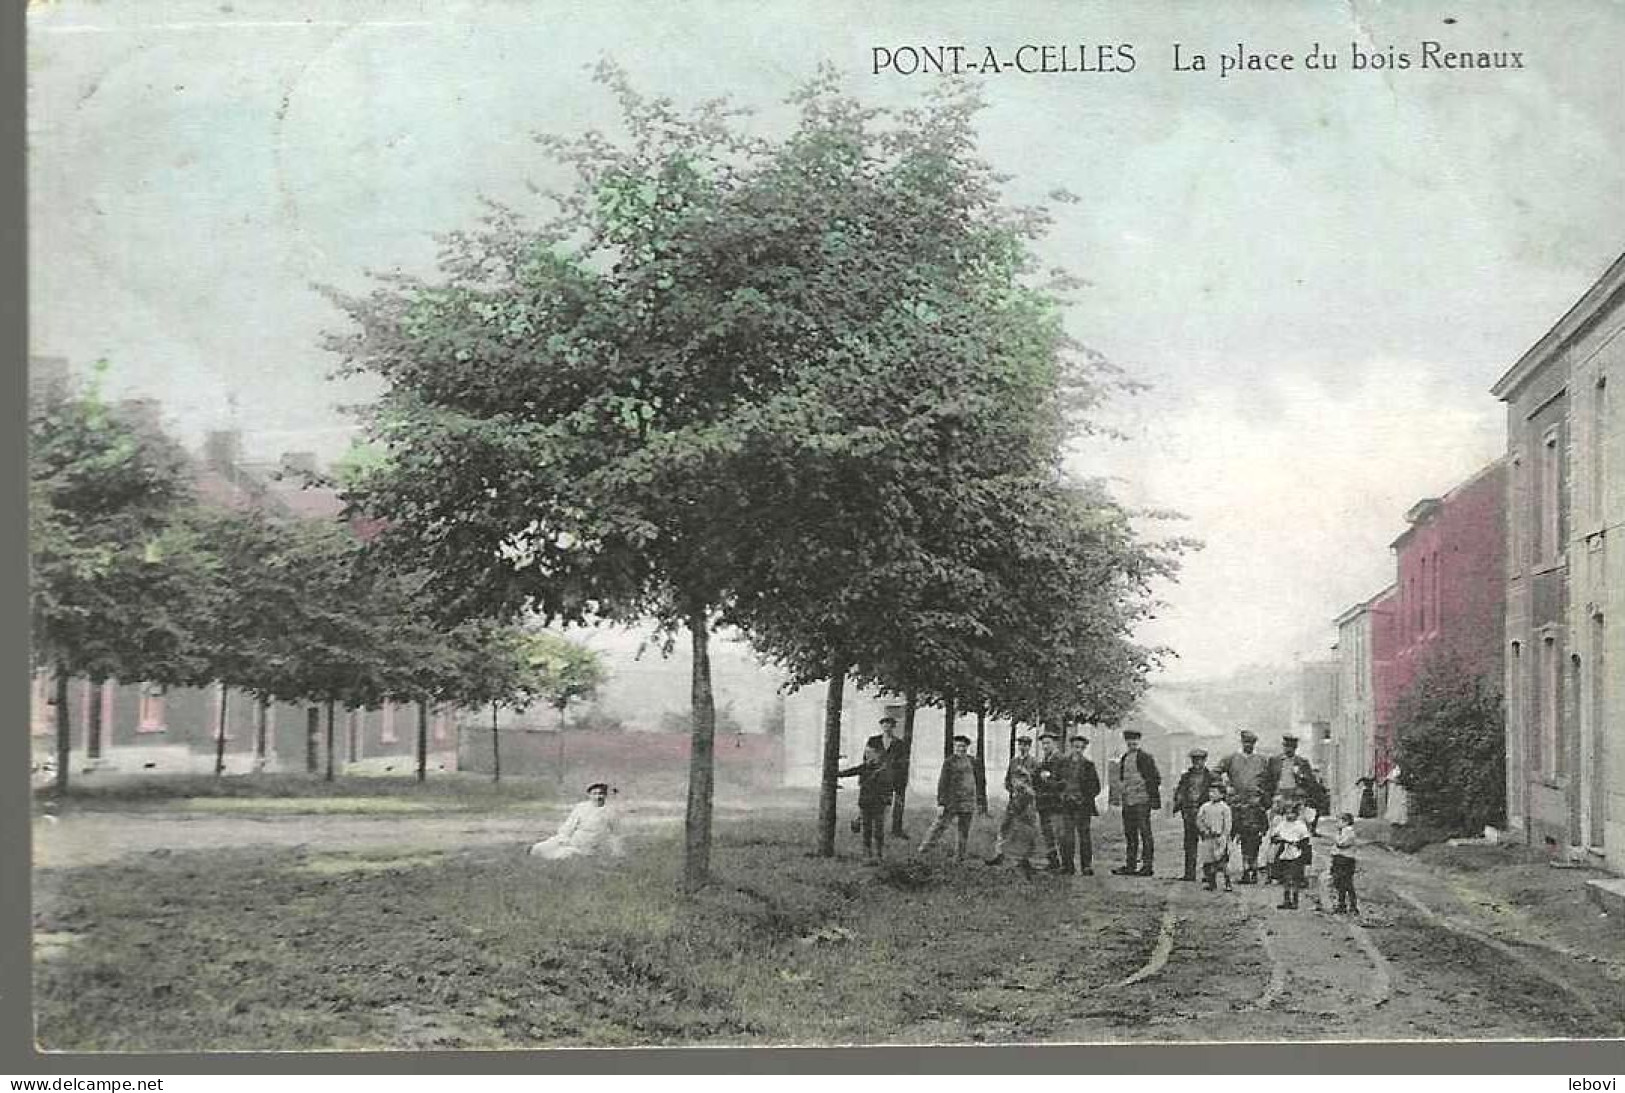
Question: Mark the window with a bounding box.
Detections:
[1431,549,1442,633]
[1510,641,1524,816]
[1540,636,1560,780]
[1540,427,1561,560]
[1419,557,1429,633]
[137,683,167,733]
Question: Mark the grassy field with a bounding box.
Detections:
[34,817,1164,1050]
[38,773,563,811]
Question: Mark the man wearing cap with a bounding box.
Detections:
[1032,732,1067,871]
[1263,734,1324,823]
[1056,733,1102,875]
[918,735,979,861]
[1218,730,1269,883]
[867,716,910,831]
[528,782,626,861]
[1111,729,1162,876]
[986,734,1037,866]
[1170,748,1218,882]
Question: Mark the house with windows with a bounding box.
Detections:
[1492,252,1623,871]
[1331,586,1396,816]
[29,383,446,778]
[1384,458,1509,746]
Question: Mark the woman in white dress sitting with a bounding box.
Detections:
[529,782,626,860]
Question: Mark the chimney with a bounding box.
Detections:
[203,429,243,474]
[279,451,319,478]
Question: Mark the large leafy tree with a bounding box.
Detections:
[29,368,195,792]
[329,67,1175,886]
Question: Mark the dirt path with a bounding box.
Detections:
[983,814,1624,1042]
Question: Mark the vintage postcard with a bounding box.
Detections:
[22,0,1625,1056]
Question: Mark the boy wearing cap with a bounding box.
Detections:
[529,782,626,861]
[986,734,1037,866]
[1171,748,1218,882]
[1111,729,1162,876]
[918,735,978,861]
[1218,730,1269,884]
[1057,734,1102,875]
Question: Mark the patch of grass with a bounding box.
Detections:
[34,818,1162,1050]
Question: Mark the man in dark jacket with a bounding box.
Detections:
[1170,747,1217,882]
[1032,732,1067,871]
[917,735,978,861]
[867,716,911,837]
[1111,729,1162,876]
[1262,734,1326,826]
[1057,733,1102,875]
[838,741,896,863]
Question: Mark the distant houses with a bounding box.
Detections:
[1330,250,1622,873]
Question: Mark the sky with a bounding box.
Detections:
[26,0,1625,681]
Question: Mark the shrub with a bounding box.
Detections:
[1392,657,1506,836]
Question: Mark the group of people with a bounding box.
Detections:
[845,716,1361,914]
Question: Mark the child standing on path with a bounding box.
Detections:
[1271,801,1312,910]
[838,741,896,864]
[1331,811,1360,913]
[1196,781,1234,892]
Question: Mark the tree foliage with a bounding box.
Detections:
[327,65,1183,883]
[1392,657,1507,835]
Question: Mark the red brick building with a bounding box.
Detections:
[1373,459,1509,772]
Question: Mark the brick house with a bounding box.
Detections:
[1492,252,1623,868]
[31,417,443,778]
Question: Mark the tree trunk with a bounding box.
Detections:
[86,676,105,761]
[53,664,71,795]
[347,707,360,765]
[681,609,717,892]
[491,702,501,784]
[305,706,320,774]
[942,695,957,759]
[891,687,917,836]
[974,707,988,815]
[416,700,429,784]
[324,699,336,782]
[815,663,847,858]
[214,682,230,777]
[254,695,270,765]
[1008,719,1018,767]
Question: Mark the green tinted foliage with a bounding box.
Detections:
[1393,657,1508,835]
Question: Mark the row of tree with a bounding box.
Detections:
[28,365,606,793]
[328,69,1191,889]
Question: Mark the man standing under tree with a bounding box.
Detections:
[1217,729,1269,884]
[986,734,1037,866]
[1056,732,1101,875]
[1171,747,1216,882]
[918,735,979,862]
[1111,729,1162,877]
[868,716,909,836]
[1033,731,1067,871]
